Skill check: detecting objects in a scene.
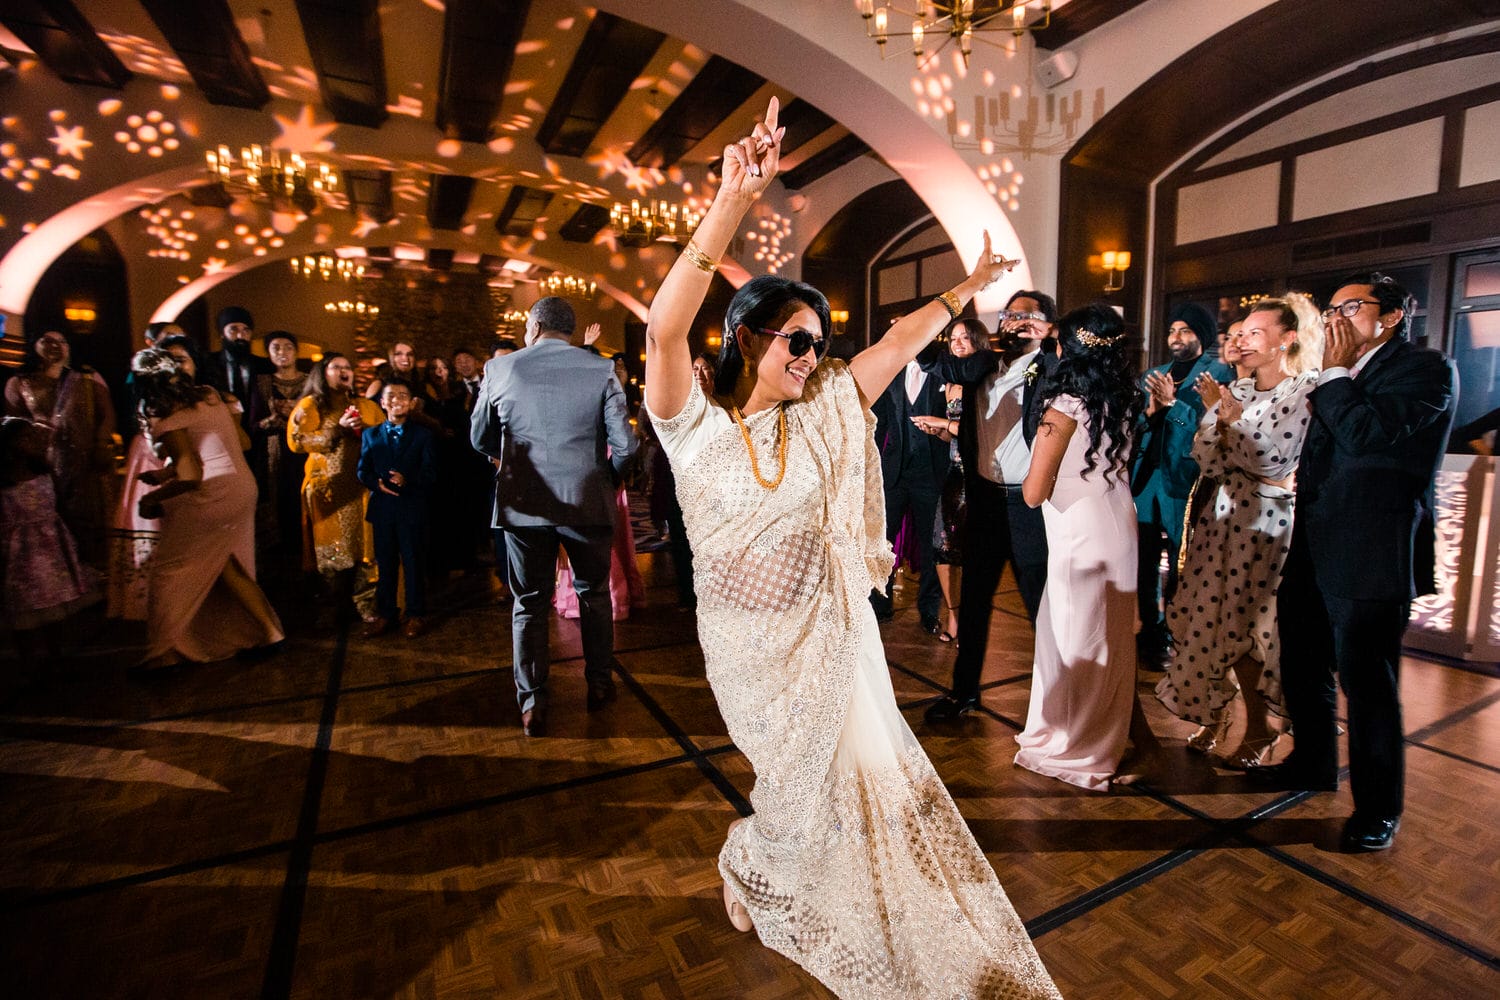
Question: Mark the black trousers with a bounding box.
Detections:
[873,473,942,623]
[505,524,614,713]
[1136,520,1182,648]
[1277,526,1408,817]
[372,518,429,620]
[948,477,1048,699]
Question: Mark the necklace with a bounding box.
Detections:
[731,404,787,489]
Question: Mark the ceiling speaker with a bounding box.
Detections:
[1036,50,1079,89]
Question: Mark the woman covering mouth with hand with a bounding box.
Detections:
[641,97,1058,999]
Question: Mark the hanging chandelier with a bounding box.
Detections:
[609,198,703,248]
[205,144,339,212]
[539,273,598,297]
[324,300,379,317]
[290,254,366,282]
[860,0,1051,67]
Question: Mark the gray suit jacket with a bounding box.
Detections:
[470,338,637,528]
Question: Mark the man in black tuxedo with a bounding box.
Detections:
[1250,273,1457,853]
[870,345,951,631]
[203,306,273,419]
[919,292,1056,722]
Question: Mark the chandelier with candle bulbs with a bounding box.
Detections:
[290,254,366,282]
[205,144,339,212]
[609,198,703,248]
[860,0,1050,67]
[539,274,598,297]
[324,300,379,317]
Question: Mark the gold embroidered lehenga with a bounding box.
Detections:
[649,361,1058,999]
[287,395,383,612]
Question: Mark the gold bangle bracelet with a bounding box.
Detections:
[936,290,962,318]
[681,240,718,273]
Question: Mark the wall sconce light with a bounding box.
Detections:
[1101,250,1131,292]
[829,309,849,335]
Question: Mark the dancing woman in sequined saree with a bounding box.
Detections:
[642,98,1059,1000]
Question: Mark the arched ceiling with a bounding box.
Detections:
[0,0,1167,329]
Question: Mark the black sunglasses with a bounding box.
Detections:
[755,326,828,359]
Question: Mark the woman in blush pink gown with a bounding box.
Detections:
[1016,304,1145,791]
[554,485,646,620]
[131,349,284,670]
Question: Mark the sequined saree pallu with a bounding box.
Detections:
[652,361,1058,999]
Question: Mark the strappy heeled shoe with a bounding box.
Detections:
[1186,714,1231,755]
[1221,733,1282,771]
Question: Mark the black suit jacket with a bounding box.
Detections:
[1295,337,1457,601]
[917,344,1055,479]
[871,366,950,488]
[357,420,439,526]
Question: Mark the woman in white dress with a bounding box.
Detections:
[1016,305,1145,791]
[644,98,1058,999]
[1156,294,1323,767]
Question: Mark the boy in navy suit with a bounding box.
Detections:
[357,380,438,638]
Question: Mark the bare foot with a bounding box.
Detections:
[722,817,753,931]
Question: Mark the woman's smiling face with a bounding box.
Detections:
[745,304,823,403]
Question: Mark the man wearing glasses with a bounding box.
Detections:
[1249,273,1457,853]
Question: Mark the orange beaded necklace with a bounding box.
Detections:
[730,404,787,489]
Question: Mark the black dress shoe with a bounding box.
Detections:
[586,681,618,712]
[1243,760,1337,792]
[1341,814,1399,852]
[521,707,547,737]
[924,694,980,724]
[921,616,942,636]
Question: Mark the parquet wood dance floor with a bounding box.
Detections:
[1,554,1497,998]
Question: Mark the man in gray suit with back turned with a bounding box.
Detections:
[471,297,637,737]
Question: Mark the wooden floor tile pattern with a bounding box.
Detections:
[1,556,1497,997]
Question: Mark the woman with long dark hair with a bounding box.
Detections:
[288,352,384,618]
[643,99,1057,998]
[132,347,283,669]
[108,333,208,620]
[1017,304,1145,790]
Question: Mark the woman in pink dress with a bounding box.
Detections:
[1016,304,1145,790]
[131,348,284,671]
[554,484,647,620]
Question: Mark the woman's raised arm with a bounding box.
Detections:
[644,97,784,420]
[849,230,1018,408]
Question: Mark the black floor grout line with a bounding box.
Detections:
[609,659,752,817]
[1406,686,1500,744]
[0,838,296,912]
[1407,739,1500,775]
[1255,841,1500,970]
[1024,848,1202,938]
[259,615,350,1000]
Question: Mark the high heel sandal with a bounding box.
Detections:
[1221,733,1282,771]
[1186,714,1231,755]
[722,818,753,932]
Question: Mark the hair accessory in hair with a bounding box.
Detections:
[1075,328,1126,349]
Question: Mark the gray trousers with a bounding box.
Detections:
[505,524,615,713]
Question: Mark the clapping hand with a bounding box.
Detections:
[1144,370,1178,411]
[1196,372,1223,410]
[720,97,784,198]
[1217,389,1244,425]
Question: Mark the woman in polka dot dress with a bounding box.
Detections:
[1156,293,1324,769]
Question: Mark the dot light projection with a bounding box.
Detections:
[746,211,795,274]
[113,109,181,157]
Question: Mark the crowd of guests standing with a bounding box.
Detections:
[882,272,1456,853]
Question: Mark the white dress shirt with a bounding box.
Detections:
[975,346,1041,485]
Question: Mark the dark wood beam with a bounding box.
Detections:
[138,0,268,108]
[426,248,455,270]
[536,13,665,158]
[494,185,552,238]
[343,168,394,224]
[779,133,872,191]
[1032,0,1151,49]
[559,202,611,243]
[426,173,477,231]
[0,0,131,88]
[627,56,765,169]
[292,0,388,128]
[437,0,531,144]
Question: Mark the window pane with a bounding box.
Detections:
[1453,308,1500,429]
[1463,261,1500,299]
